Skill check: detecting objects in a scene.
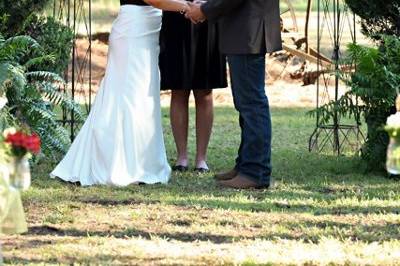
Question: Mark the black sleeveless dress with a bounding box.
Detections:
[159,9,228,90]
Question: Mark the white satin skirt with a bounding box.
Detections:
[51,6,171,186]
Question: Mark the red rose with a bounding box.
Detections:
[4,131,41,155]
[5,134,13,143]
[13,132,24,147]
[28,133,41,154]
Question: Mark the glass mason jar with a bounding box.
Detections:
[9,156,31,191]
[386,137,400,175]
[0,170,9,226]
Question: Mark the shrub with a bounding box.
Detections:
[0,0,50,37]
[345,0,400,40]
[21,15,74,76]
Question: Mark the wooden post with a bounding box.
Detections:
[305,0,313,53]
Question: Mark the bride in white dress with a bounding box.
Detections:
[51,0,190,186]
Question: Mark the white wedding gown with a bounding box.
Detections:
[51,5,171,186]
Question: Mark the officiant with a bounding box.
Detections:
[159,4,228,173]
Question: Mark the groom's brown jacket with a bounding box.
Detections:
[201,0,282,54]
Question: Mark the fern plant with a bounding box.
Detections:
[0,33,84,159]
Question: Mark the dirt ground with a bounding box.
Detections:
[74,39,341,108]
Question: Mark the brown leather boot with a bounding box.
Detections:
[217,174,270,189]
[214,168,238,181]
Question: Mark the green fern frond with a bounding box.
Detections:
[3,35,40,50]
[26,101,56,121]
[24,54,56,69]
[35,122,70,155]
[0,63,26,97]
[31,81,84,121]
[0,106,17,132]
[0,35,41,62]
[26,71,64,83]
[0,63,12,92]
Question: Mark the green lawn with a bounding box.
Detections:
[2,106,400,265]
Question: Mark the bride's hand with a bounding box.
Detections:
[185,1,206,24]
[143,0,192,12]
[193,0,207,4]
[181,1,191,14]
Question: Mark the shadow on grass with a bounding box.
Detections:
[27,225,244,244]
[4,255,167,265]
[169,197,400,215]
[79,197,161,206]
[68,182,400,216]
[25,218,400,244]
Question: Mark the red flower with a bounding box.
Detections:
[5,131,41,155]
[28,134,41,154]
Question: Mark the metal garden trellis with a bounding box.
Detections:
[53,0,92,141]
[308,0,365,155]
[277,0,365,155]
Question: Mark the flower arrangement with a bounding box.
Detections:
[1,128,41,190]
[4,130,41,158]
[0,128,33,236]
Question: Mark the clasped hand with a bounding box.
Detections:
[184,0,207,24]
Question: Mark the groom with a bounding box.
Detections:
[186,0,282,189]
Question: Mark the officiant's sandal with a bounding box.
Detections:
[194,167,210,173]
[214,168,238,181]
[172,165,189,172]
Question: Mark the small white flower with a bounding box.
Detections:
[387,112,400,127]
[0,97,7,110]
[3,127,16,138]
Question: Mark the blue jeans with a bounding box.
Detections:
[227,54,272,186]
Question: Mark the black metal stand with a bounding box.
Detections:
[53,0,92,141]
[309,0,364,155]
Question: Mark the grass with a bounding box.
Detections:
[2,105,400,265]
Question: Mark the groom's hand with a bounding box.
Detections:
[185,2,206,24]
